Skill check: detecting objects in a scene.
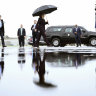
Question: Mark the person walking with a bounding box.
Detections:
[73,24,82,47]
[31,20,38,47]
[0,15,6,47]
[35,14,50,47]
[17,24,26,47]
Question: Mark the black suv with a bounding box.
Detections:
[46,26,96,47]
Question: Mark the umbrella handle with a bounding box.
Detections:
[46,16,48,21]
[46,16,49,25]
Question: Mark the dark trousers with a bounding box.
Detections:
[36,30,50,47]
[75,35,81,46]
[18,36,25,47]
[32,31,38,46]
[0,33,5,47]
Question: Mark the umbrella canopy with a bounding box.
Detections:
[32,5,57,16]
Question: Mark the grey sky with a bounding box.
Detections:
[0,0,95,37]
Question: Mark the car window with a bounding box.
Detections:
[80,28,86,32]
[65,28,73,33]
[49,27,62,32]
[80,27,87,32]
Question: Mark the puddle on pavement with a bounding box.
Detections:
[0,47,96,96]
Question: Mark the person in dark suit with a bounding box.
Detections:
[31,20,38,47]
[0,15,6,47]
[17,24,26,47]
[35,14,50,47]
[73,24,82,47]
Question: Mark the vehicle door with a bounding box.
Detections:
[80,27,88,42]
[62,27,75,43]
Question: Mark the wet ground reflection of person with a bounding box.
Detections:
[32,49,39,73]
[74,53,81,68]
[32,49,46,84]
[18,48,26,70]
[0,49,4,80]
[38,50,46,84]
[32,49,56,87]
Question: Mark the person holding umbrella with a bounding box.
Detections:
[32,5,57,47]
[35,14,50,47]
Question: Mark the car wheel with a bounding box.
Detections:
[89,37,96,46]
[52,38,60,47]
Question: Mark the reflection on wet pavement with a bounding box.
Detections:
[0,47,96,96]
[18,48,26,70]
[0,49,4,80]
[32,49,56,87]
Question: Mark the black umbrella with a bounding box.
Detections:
[32,5,57,16]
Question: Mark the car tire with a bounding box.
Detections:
[52,38,60,47]
[89,37,96,46]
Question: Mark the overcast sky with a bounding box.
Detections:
[0,0,95,37]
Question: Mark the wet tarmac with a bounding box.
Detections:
[0,46,96,96]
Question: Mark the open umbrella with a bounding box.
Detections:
[32,5,57,17]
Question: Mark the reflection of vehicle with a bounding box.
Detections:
[28,36,46,45]
[46,26,96,47]
[45,52,96,67]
